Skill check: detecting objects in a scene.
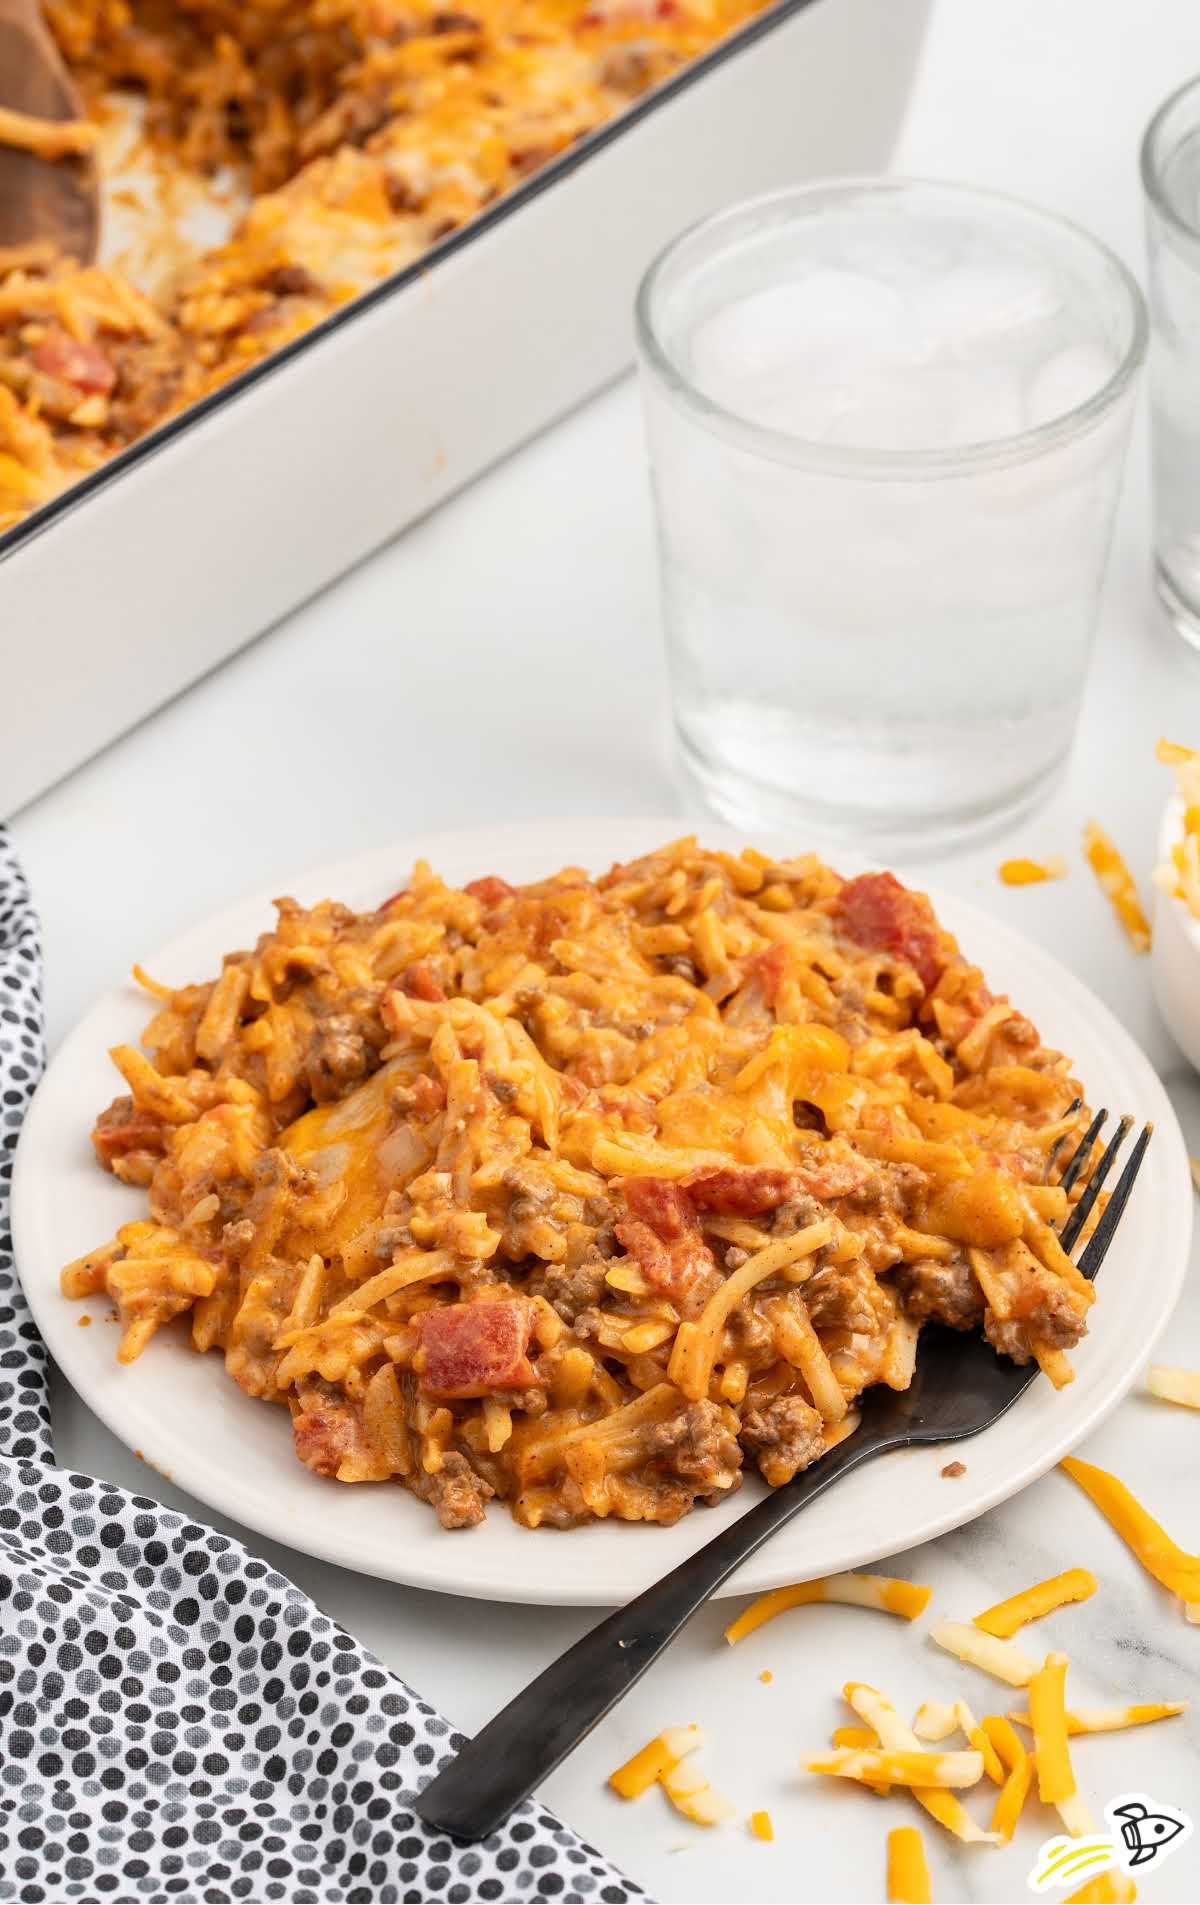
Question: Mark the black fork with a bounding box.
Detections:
[415,1114,1151,1842]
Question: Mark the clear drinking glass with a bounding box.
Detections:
[635,179,1147,849]
[1143,76,1200,654]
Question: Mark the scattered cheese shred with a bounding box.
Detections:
[1065,1874,1137,1904]
[982,1715,1035,1843]
[608,1725,703,1800]
[999,857,1067,886]
[1008,1701,1186,1734]
[1029,1653,1075,1805]
[954,1703,1004,1785]
[748,1809,773,1842]
[806,1747,984,1791]
[887,1825,932,1904]
[1154,737,1200,922]
[1060,1456,1200,1606]
[758,1669,773,1684]
[1083,822,1151,952]
[660,1756,735,1826]
[1056,1791,1096,1838]
[1146,1365,1200,1410]
[973,1568,1097,1638]
[833,1724,891,1794]
[844,1684,1000,1844]
[724,1572,931,1644]
[912,1702,958,1743]
[929,1619,1039,1686]
[1191,1156,1200,1194]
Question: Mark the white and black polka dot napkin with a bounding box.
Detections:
[0,827,648,1905]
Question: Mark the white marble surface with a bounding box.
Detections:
[10,0,1200,1899]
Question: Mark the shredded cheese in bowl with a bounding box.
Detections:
[1154,739,1200,920]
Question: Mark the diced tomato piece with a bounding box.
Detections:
[616,1178,719,1311]
[833,872,944,991]
[465,876,516,907]
[292,1402,356,1476]
[751,943,788,1007]
[409,1074,447,1117]
[682,1165,797,1215]
[402,960,445,1002]
[415,1299,536,1399]
[91,1096,167,1170]
[621,1176,693,1240]
[31,326,116,395]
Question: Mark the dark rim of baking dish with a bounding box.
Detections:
[0,0,824,563]
[635,176,1150,477]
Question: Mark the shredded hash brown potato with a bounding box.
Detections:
[62,840,1099,1532]
[1,0,773,532]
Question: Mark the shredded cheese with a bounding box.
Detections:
[1064,1874,1137,1903]
[981,1715,1035,1843]
[929,1619,1039,1686]
[608,1725,703,1800]
[1083,822,1151,952]
[0,104,98,159]
[805,1747,984,1791]
[1060,1456,1200,1607]
[660,1756,735,1826]
[887,1825,932,1904]
[912,1702,958,1743]
[1146,1365,1200,1410]
[973,1567,1097,1638]
[748,1809,773,1842]
[832,1725,890,1794]
[953,1702,1004,1785]
[1008,1701,1186,1735]
[1154,737,1200,922]
[844,1684,1000,1844]
[1029,1653,1075,1805]
[999,857,1067,886]
[724,1572,932,1643]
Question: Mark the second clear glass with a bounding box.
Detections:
[1143,74,1200,655]
[636,179,1147,851]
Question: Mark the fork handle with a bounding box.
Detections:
[414,1429,889,1841]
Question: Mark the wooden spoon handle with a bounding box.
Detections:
[0,0,99,262]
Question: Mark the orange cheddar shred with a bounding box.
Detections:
[1060,1457,1200,1606]
[973,1568,1097,1638]
[724,1572,931,1643]
[887,1825,933,1904]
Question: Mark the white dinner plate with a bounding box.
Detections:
[14,817,1193,1605]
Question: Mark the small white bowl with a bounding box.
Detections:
[1151,794,1200,1072]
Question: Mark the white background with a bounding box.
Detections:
[12,2,1200,1900]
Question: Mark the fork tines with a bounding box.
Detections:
[1056,1108,1152,1269]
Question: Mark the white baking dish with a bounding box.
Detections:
[0,0,930,816]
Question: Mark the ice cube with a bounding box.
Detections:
[819,373,939,452]
[1026,344,1115,427]
[919,266,1064,348]
[935,365,1027,446]
[690,270,923,397]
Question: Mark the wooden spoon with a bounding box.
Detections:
[0,0,99,263]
